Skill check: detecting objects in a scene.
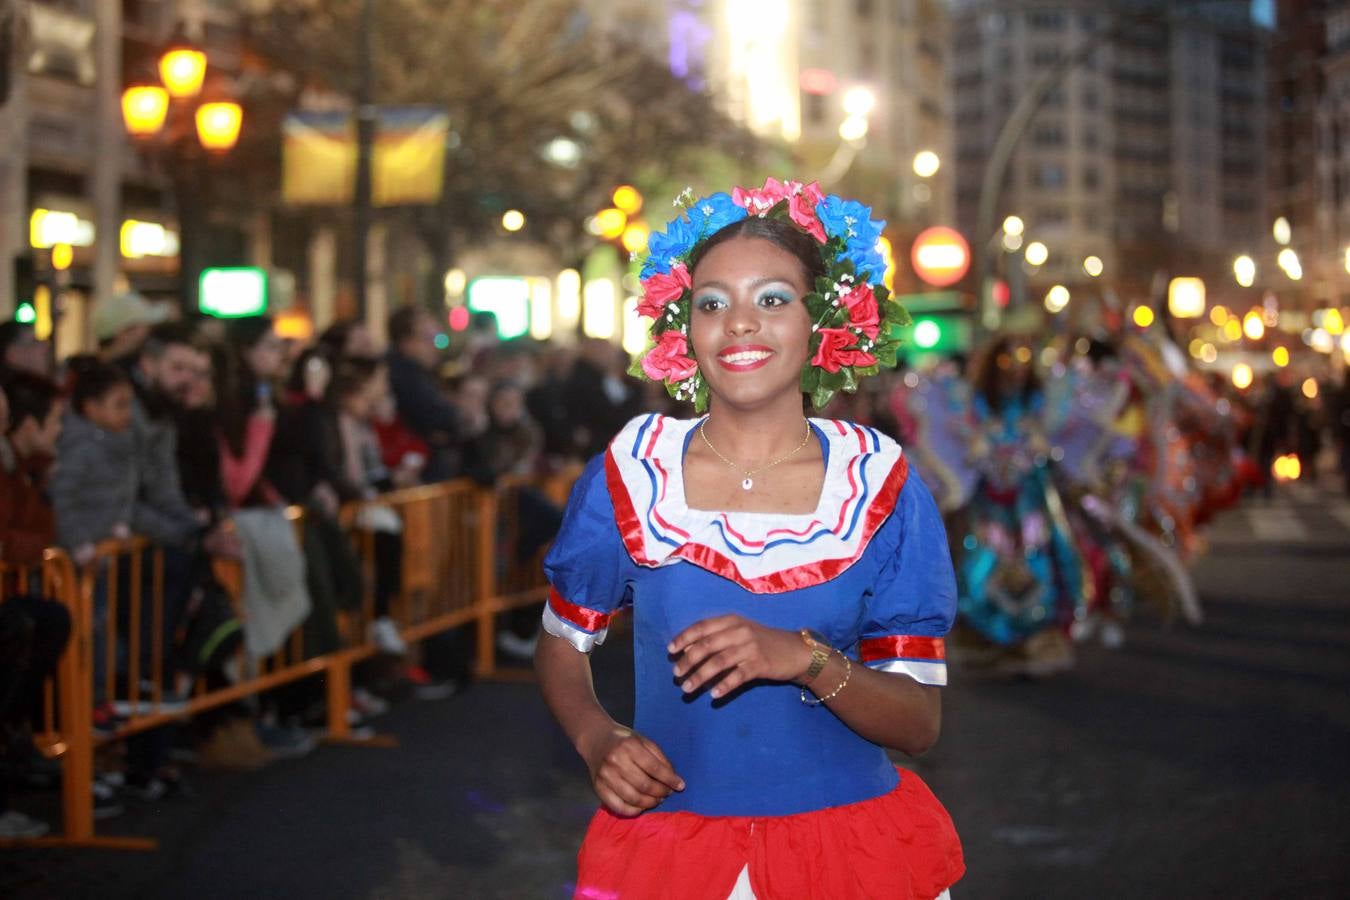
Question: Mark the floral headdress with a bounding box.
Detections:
[631,177,910,412]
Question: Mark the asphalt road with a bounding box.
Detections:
[4,486,1348,899]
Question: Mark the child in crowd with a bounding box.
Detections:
[49,361,137,563]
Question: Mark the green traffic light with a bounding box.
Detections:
[913,318,942,349]
[15,302,36,324]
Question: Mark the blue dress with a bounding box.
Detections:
[543,414,957,817]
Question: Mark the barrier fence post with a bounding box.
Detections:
[474,488,498,679]
[55,553,94,842]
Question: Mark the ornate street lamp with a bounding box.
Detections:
[121,84,170,138]
[195,101,243,152]
[159,45,207,99]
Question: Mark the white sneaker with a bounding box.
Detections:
[369,617,407,655]
[496,631,538,660]
[0,809,50,838]
[351,687,389,718]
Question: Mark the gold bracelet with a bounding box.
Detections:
[800,652,851,706]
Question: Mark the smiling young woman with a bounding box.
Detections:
[535,179,964,899]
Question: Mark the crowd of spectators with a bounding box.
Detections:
[0,297,651,839]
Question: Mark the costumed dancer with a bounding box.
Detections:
[951,336,1085,674]
[535,179,964,899]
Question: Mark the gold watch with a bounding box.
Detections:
[799,629,831,683]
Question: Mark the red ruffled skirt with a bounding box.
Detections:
[574,767,963,899]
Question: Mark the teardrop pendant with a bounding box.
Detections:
[741,477,753,491]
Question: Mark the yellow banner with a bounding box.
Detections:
[282,108,448,207]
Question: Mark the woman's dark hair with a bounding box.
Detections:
[318,319,369,360]
[285,346,331,396]
[69,359,131,413]
[970,336,1041,413]
[328,356,384,403]
[688,216,827,287]
[3,371,60,435]
[214,316,274,455]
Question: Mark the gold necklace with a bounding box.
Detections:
[698,419,812,491]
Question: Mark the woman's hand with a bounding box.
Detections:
[668,615,814,699]
[579,724,684,817]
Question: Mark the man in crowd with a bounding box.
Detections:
[385,306,464,482]
[0,321,50,380]
[94,288,170,370]
[0,374,73,837]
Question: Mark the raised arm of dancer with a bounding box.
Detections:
[535,632,684,816]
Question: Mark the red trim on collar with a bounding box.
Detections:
[606,442,910,593]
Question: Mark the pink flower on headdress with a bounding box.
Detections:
[642,330,699,384]
[840,282,880,339]
[812,328,878,374]
[732,177,791,214]
[732,178,827,243]
[637,262,691,319]
[786,181,827,243]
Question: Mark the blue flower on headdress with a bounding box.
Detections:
[816,195,887,284]
[686,192,748,240]
[641,214,700,277]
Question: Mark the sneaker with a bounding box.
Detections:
[351,687,389,718]
[0,809,50,838]
[255,722,317,760]
[92,781,125,820]
[496,630,538,661]
[412,675,463,702]
[344,711,377,741]
[369,617,407,655]
[92,703,127,738]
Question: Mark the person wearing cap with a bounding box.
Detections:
[0,321,51,380]
[92,289,171,369]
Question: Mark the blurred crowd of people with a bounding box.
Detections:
[2,293,1348,838]
[0,295,652,839]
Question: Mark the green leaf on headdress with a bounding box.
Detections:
[800,364,822,394]
[874,342,899,369]
[840,366,858,394]
[627,357,646,381]
[820,369,845,391]
[810,382,836,410]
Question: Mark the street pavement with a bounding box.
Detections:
[3,485,1348,899]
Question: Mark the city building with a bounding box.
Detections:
[950,0,1269,303]
[584,0,955,228]
[0,0,251,340]
[1313,3,1350,305]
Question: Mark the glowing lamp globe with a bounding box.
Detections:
[122,85,169,137]
[195,102,243,152]
[159,47,207,99]
[910,226,971,288]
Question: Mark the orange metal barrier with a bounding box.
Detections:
[0,469,581,850]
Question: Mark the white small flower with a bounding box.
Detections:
[812,324,820,331]
[668,302,680,312]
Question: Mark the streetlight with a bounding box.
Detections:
[1044,284,1070,313]
[121,34,245,311]
[1272,217,1291,246]
[1083,255,1104,278]
[195,102,243,152]
[1277,248,1302,280]
[1167,277,1206,319]
[1234,254,1256,288]
[1024,241,1048,267]
[913,150,941,179]
[159,44,207,99]
[1002,215,1025,237]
